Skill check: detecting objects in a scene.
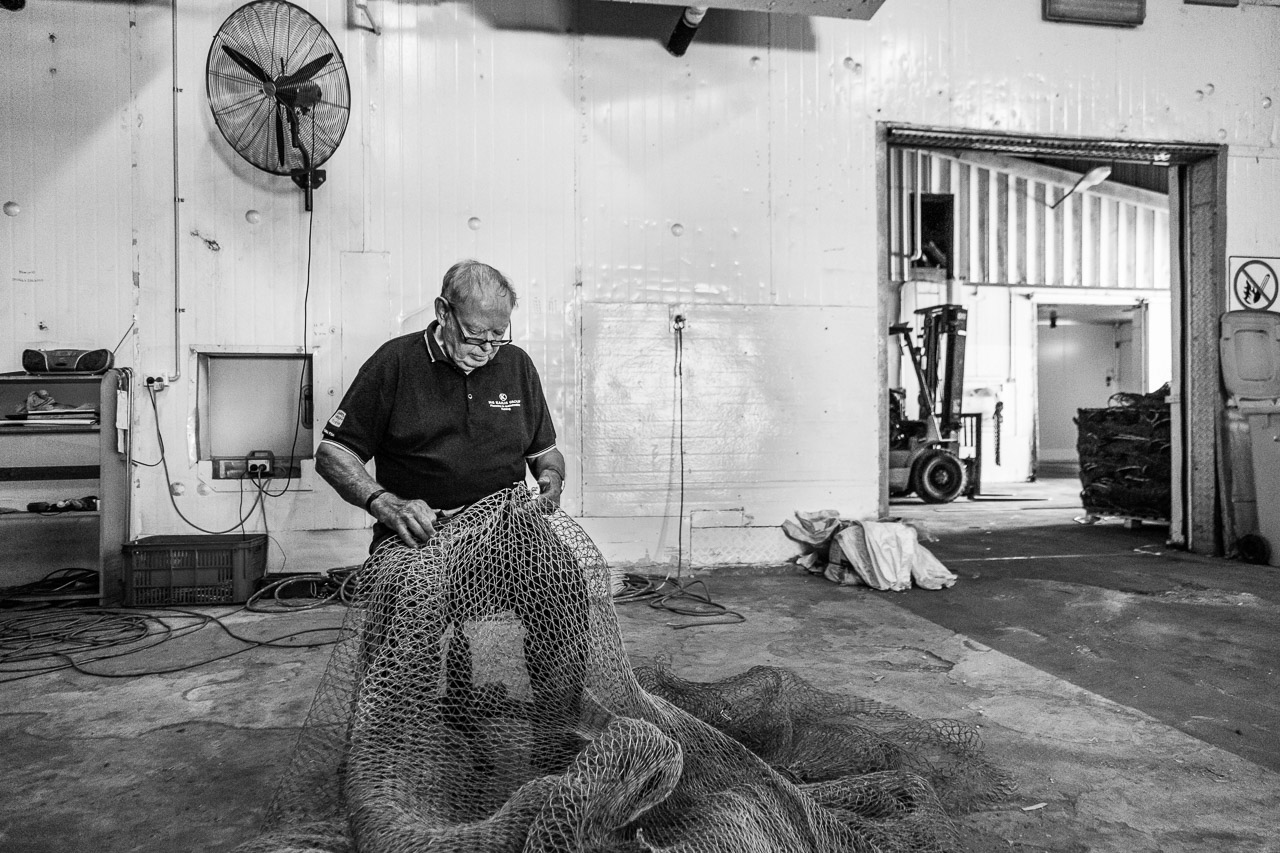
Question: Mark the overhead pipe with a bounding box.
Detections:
[169,0,184,383]
[909,149,925,263]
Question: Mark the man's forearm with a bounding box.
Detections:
[529,448,566,482]
[315,442,383,508]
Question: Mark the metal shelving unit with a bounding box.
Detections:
[0,369,130,605]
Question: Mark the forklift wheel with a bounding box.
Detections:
[913,450,967,504]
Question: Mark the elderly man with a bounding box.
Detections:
[317,258,566,546]
[317,259,585,774]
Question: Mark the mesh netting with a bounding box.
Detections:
[233,486,1012,853]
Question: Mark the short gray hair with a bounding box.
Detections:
[441,259,518,310]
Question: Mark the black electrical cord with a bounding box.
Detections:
[245,566,360,613]
[613,572,745,629]
[675,317,686,575]
[0,568,100,601]
[110,319,136,355]
[0,603,341,683]
[143,386,265,535]
[608,320,745,630]
[261,202,316,499]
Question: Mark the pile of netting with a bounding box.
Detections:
[233,487,1012,853]
[1076,384,1172,521]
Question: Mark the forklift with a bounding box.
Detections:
[889,304,969,503]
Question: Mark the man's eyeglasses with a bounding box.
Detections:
[441,299,512,348]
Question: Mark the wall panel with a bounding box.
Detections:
[1,0,138,363]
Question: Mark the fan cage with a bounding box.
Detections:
[206,0,351,177]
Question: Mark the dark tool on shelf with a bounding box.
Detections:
[27,496,99,514]
[888,304,970,504]
[206,1,351,211]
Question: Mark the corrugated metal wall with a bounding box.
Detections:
[888,148,1170,289]
[4,0,1280,566]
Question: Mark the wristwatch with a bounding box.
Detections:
[364,489,388,513]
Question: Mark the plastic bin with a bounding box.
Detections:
[124,534,267,606]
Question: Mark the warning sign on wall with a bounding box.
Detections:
[1229,256,1280,312]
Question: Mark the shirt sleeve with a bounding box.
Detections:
[523,356,557,458]
[321,345,395,463]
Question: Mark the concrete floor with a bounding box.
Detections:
[2,475,1279,852]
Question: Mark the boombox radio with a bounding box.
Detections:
[22,348,115,375]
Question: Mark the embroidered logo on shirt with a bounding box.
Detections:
[488,393,522,411]
[328,409,347,427]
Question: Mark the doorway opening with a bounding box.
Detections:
[880,126,1225,553]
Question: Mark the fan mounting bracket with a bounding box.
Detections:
[291,169,326,191]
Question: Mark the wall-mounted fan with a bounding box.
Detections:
[206,0,350,211]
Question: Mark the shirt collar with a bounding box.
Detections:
[425,319,486,375]
[425,320,445,363]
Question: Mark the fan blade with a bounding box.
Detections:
[221,45,270,85]
[276,108,287,169]
[277,53,333,89]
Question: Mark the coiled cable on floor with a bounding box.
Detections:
[0,568,100,602]
[614,572,745,629]
[0,603,340,683]
[245,566,361,612]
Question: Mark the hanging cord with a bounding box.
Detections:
[612,314,744,629]
[144,386,264,535]
[262,202,316,498]
[110,319,136,356]
[675,314,686,575]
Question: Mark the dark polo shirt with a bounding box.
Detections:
[320,321,557,511]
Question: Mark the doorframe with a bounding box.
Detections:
[878,125,1226,554]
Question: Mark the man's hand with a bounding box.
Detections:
[535,470,563,511]
[369,491,439,546]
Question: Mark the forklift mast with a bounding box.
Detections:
[915,304,968,437]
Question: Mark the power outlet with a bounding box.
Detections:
[246,450,275,479]
[145,375,168,391]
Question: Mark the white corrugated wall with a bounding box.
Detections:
[888,149,1171,289]
[3,0,1279,567]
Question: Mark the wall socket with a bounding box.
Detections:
[145,375,168,390]
[214,454,274,479]
[246,450,275,478]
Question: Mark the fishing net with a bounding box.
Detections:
[233,486,1012,853]
[1077,384,1172,521]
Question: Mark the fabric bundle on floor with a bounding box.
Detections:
[234,486,1012,853]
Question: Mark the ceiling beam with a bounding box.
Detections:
[598,0,888,20]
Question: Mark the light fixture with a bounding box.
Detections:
[666,6,707,57]
[1049,165,1111,210]
[1043,0,1145,27]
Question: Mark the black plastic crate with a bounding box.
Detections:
[124,534,267,606]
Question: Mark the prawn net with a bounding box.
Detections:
[233,486,1012,853]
